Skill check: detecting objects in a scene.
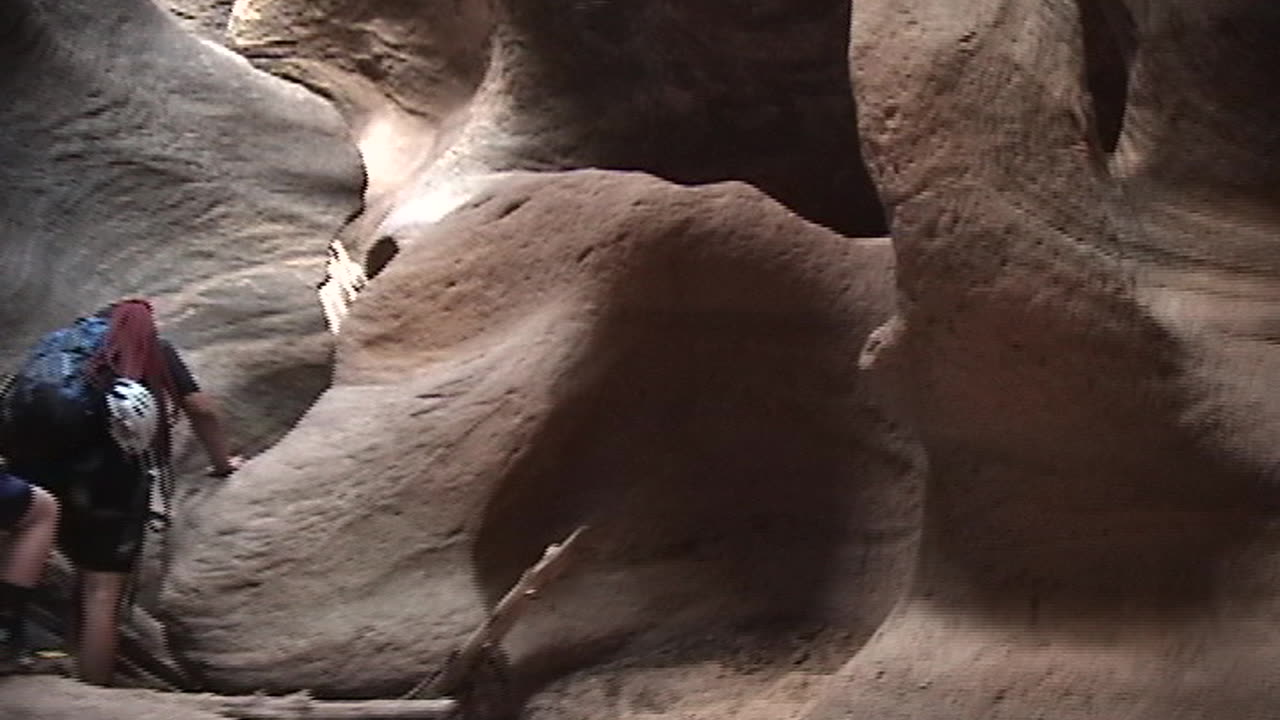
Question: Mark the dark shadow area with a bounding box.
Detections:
[1134,3,1280,189]
[923,450,1269,625]
[498,0,887,236]
[1077,0,1135,155]
[902,260,1270,622]
[364,235,400,279]
[0,0,54,69]
[469,225,916,706]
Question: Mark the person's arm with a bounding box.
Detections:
[178,391,241,476]
[160,340,241,477]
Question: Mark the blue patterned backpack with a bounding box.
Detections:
[0,315,112,460]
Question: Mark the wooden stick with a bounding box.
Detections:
[203,693,458,719]
[406,525,590,699]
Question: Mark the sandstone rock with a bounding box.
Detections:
[0,1,362,699]
[806,2,1280,719]
[16,1,1278,717]
[228,0,885,247]
[0,677,223,720]
[161,0,234,41]
[228,0,493,122]
[227,0,495,235]
[0,0,364,463]
[161,170,920,700]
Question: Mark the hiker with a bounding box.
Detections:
[0,470,59,670]
[1,298,241,684]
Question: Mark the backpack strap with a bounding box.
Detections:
[0,373,16,462]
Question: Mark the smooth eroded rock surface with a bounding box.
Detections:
[229,0,885,247]
[805,2,1280,719]
[162,171,920,704]
[10,1,1280,717]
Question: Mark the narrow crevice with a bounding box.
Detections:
[364,235,400,279]
[1077,0,1137,155]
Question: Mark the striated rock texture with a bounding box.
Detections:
[228,0,886,245]
[226,0,493,225]
[806,2,1280,719]
[13,1,1280,718]
[228,0,493,121]
[161,0,234,41]
[0,0,363,462]
[161,171,920,702]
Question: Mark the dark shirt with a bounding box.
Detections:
[90,306,199,397]
[159,339,200,397]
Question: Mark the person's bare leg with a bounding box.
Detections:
[2,487,58,661]
[77,570,126,685]
[3,488,58,587]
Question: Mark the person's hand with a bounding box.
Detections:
[208,454,245,478]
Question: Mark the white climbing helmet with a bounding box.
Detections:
[106,378,159,455]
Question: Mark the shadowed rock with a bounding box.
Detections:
[0,677,225,720]
[805,2,1280,719]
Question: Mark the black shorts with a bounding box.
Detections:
[0,471,34,530]
[10,445,150,573]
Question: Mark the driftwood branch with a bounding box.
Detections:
[199,692,458,719]
[406,526,589,699]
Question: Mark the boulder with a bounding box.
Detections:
[161,170,920,701]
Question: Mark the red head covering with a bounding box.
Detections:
[89,298,178,429]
